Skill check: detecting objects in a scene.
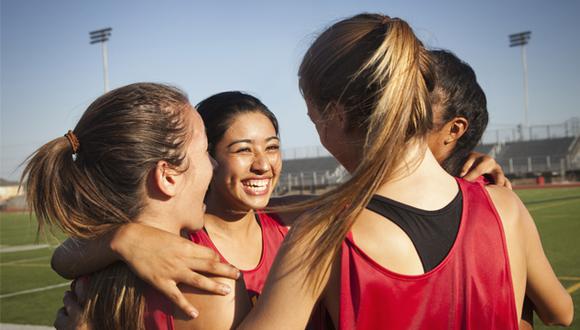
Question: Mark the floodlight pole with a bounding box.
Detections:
[509,31,531,139]
[89,28,112,92]
[102,41,109,92]
[521,43,529,131]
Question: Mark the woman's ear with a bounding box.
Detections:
[153,161,180,197]
[445,117,469,144]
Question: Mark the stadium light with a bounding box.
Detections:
[89,27,112,92]
[509,31,531,140]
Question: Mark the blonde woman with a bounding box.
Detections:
[239,13,573,329]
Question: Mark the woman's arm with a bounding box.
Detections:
[51,223,240,317]
[460,152,511,189]
[52,236,115,280]
[488,185,573,326]
[519,201,574,326]
[239,230,332,329]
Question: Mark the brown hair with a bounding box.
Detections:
[21,82,192,329]
[285,13,434,290]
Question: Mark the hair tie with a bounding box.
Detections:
[64,130,80,160]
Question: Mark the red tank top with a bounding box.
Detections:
[143,211,287,329]
[189,211,287,304]
[339,179,518,329]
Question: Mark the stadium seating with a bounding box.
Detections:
[494,137,578,174]
[274,136,580,194]
[473,144,497,156]
[276,156,343,194]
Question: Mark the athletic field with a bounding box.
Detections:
[1,186,579,328]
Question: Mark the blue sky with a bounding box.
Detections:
[2,0,579,180]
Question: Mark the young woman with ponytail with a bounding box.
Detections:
[22,83,222,329]
[237,13,572,329]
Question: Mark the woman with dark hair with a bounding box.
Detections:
[427,49,489,177]
[167,91,289,328]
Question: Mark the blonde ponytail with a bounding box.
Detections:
[284,14,435,291]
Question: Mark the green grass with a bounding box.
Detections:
[519,188,580,329]
[0,187,579,327]
[0,212,67,326]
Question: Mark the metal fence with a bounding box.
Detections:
[274,166,348,196]
[499,154,575,176]
[481,118,580,144]
[281,146,331,160]
[275,121,580,194]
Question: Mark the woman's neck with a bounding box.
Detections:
[375,143,458,210]
[135,208,182,236]
[204,195,259,238]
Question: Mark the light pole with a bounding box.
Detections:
[509,31,531,140]
[90,28,112,92]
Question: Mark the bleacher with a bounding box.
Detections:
[489,137,579,175]
[274,135,580,195]
[501,137,574,158]
[276,156,342,195]
[281,156,339,175]
[473,144,496,156]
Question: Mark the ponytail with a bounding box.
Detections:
[285,14,434,291]
[21,83,192,329]
[22,135,126,240]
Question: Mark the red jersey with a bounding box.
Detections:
[144,211,287,329]
[339,179,518,329]
[189,211,287,303]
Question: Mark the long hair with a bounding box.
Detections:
[21,82,192,329]
[284,13,435,290]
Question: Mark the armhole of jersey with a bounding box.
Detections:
[476,182,520,327]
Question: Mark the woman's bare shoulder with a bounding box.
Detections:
[483,184,532,255]
[484,185,523,225]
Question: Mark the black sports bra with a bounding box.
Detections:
[366,190,463,272]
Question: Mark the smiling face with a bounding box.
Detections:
[209,111,281,212]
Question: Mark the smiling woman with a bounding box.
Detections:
[149,91,289,328]
[206,111,281,212]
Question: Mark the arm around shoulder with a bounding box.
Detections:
[519,199,573,326]
[51,230,121,279]
[486,185,573,326]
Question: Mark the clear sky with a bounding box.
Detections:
[1,0,579,180]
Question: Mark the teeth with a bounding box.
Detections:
[242,179,270,188]
[242,179,270,193]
